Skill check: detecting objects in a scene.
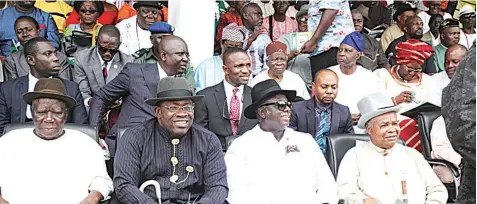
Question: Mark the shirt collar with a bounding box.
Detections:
[223,80,244,95]
[368,141,395,155]
[28,73,39,85]
[314,98,332,113]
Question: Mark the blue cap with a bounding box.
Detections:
[341,31,364,52]
[149,22,174,34]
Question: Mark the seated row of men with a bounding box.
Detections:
[0,75,450,203]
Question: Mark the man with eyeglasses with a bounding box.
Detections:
[194,47,258,152]
[385,15,437,74]
[458,6,476,49]
[74,25,133,110]
[225,79,338,203]
[194,23,246,93]
[4,16,72,81]
[116,1,162,55]
[251,42,310,100]
[114,77,228,203]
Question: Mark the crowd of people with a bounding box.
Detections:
[0,0,475,204]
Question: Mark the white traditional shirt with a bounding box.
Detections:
[337,142,448,204]
[458,29,476,49]
[250,70,310,100]
[116,15,152,55]
[225,125,339,204]
[0,128,113,203]
[428,71,451,107]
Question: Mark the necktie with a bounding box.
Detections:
[102,62,108,80]
[315,110,330,154]
[229,87,240,136]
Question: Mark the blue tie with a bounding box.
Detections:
[315,110,330,154]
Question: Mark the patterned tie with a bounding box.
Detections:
[102,62,108,80]
[315,110,330,154]
[229,87,240,136]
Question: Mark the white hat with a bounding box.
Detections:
[357,92,401,129]
[459,5,476,18]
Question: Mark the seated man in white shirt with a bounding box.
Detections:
[338,92,447,204]
[430,44,467,106]
[0,78,113,204]
[225,79,338,204]
[250,42,310,100]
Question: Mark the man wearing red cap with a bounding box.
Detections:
[250,41,310,100]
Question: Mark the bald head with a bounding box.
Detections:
[158,35,189,75]
[313,69,339,104]
[351,10,364,32]
[159,35,187,53]
[445,44,467,79]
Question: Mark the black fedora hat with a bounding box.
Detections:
[393,3,417,22]
[145,77,203,106]
[244,79,296,119]
[23,78,76,110]
[133,1,163,10]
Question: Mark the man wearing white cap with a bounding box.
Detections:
[337,92,447,204]
[458,5,476,49]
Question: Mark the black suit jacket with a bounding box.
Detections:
[290,98,354,137]
[0,75,88,134]
[194,81,258,151]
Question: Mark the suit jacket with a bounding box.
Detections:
[4,50,72,81]
[73,47,134,100]
[194,81,258,151]
[89,63,160,155]
[0,75,88,134]
[290,98,354,137]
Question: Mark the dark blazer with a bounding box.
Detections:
[290,98,354,137]
[194,81,258,151]
[89,63,160,155]
[0,75,88,134]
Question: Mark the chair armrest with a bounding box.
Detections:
[427,158,460,178]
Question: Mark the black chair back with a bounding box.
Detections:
[3,123,98,142]
[326,133,405,178]
[416,111,441,159]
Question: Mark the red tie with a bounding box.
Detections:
[102,62,108,80]
[230,87,240,136]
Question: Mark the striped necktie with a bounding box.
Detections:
[315,110,330,154]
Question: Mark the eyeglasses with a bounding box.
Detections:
[164,105,195,113]
[463,13,476,19]
[260,101,292,111]
[97,46,119,54]
[405,66,422,74]
[80,9,98,14]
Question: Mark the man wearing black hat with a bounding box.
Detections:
[381,3,416,51]
[433,18,461,73]
[0,78,112,204]
[116,1,162,55]
[225,79,338,204]
[114,77,227,203]
[385,15,437,74]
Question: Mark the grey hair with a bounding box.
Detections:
[364,117,376,132]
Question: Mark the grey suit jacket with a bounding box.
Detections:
[194,81,258,151]
[4,50,72,81]
[290,98,354,137]
[73,47,134,100]
[89,63,160,156]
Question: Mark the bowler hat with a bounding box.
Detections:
[133,1,163,10]
[244,79,296,119]
[145,77,203,106]
[357,92,401,129]
[23,78,76,110]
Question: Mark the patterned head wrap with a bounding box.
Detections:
[395,39,434,66]
[221,23,247,43]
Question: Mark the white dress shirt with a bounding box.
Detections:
[225,125,339,204]
[337,142,448,204]
[157,62,169,80]
[250,70,310,100]
[116,16,152,55]
[0,128,113,203]
[26,74,52,119]
[223,80,244,120]
[97,50,113,73]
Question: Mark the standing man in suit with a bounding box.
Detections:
[4,16,71,81]
[290,69,354,154]
[194,48,258,151]
[74,25,134,109]
[89,35,191,157]
[0,37,88,134]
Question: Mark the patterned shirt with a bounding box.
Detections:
[308,0,354,56]
[215,11,243,46]
[243,31,271,76]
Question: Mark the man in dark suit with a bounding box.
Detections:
[4,16,71,81]
[0,37,88,134]
[194,48,258,151]
[89,35,190,156]
[290,69,354,154]
[73,25,134,109]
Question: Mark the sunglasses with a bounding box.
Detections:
[97,46,119,54]
[463,13,476,19]
[260,101,292,111]
[80,9,98,14]
[164,105,195,113]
